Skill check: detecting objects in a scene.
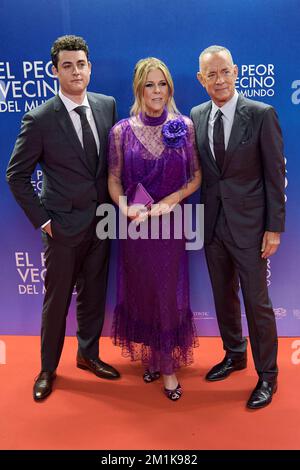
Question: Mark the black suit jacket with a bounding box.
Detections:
[7,92,117,245]
[191,94,285,248]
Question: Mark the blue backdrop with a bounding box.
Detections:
[1,0,299,336]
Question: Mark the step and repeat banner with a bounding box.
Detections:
[1,0,299,336]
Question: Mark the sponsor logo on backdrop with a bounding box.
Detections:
[291,339,300,365]
[236,63,275,98]
[193,311,214,320]
[0,340,6,364]
[0,60,58,113]
[291,80,300,104]
[31,168,43,195]
[274,307,287,319]
[293,309,300,319]
[15,251,46,295]
[14,250,76,296]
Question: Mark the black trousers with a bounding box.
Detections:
[40,222,110,371]
[205,208,278,382]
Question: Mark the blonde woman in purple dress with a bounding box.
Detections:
[108,58,201,401]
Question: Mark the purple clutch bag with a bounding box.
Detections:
[131,183,154,208]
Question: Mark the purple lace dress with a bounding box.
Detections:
[108,108,199,374]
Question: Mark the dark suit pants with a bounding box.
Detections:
[205,208,278,382]
[40,224,110,371]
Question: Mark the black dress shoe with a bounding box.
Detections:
[247,379,277,409]
[33,371,56,401]
[76,353,120,380]
[205,354,247,381]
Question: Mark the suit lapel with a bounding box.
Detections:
[53,95,93,174]
[196,102,220,175]
[223,94,252,174]
[88,93,107,177]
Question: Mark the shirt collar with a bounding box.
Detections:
[58,90,90,113]
[211,89,239,120]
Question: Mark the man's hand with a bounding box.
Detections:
[43,221,53,238]
[261,231,281,259]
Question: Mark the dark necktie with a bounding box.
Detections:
[213,109,225,171]
[74,106,98,175]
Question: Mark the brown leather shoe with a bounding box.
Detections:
[76,353,120,380]
[33,371,56,401]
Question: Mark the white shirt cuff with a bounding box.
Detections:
[41,219,51,229]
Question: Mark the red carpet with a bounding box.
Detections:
[0,336,299,450]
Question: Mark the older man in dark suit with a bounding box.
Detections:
[191,45,285,409]
[6,35,120,401]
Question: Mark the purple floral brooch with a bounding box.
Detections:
[162,118,188,148]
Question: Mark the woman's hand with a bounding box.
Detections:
[149,192,181,217]
[127,204,148,221]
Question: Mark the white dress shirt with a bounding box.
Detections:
[208,89,239,159]
[41,90,100,229]
[58,90,100,153]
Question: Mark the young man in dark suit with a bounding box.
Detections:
[6,35,120,401]
[191,45,285,409]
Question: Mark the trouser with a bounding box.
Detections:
[40,222,110,371]
[205,208,278,382]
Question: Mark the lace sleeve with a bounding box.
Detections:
[183,116,201,178]
[108,121,125,179]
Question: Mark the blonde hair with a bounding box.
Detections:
[130,57,179,116]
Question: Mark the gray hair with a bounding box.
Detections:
[199,45,234,71]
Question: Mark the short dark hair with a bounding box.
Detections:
[51,35,89,68]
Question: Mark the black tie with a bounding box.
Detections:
[213,109,225,171]
[74,106,98,175]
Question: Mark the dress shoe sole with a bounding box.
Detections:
[206,363,247,382]
[246,384,278,410]
[76,363,120,380]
